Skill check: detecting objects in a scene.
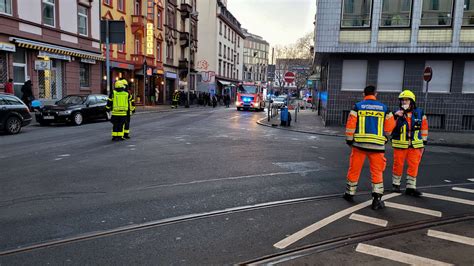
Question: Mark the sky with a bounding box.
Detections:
[226,0,316,47]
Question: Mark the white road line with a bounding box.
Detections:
[427,230,474,246]
[54,158,63,161]
[384,202,442,217]
[356,243,453,266]
[444,179,452,183]
[452,187,474,194]
[59,154,70,157]
[273,193,401,249]
[349,213,388,227]
[468,178,474,182]
[423,192,474,206]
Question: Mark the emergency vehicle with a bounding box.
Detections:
[235,82,265,111]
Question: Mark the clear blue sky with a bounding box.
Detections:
[226,0,316,47]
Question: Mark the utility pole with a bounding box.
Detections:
[105,21,110,95]
[186,12,198,108]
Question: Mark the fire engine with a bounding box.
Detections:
[235,82,265,111]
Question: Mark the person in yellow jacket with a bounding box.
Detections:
[106,80,130,141]
[172,89,180,108]
[120,78,135,139]
[391,90,428,196]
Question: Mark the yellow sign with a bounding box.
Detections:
[146,23,154,55]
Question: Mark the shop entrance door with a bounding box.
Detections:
[39,60,63,99]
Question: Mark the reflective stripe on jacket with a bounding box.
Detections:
[172,92,180,101]
[107,90,129,116]
[391,108,428,149]
[346,95,395,151]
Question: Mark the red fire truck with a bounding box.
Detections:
[235,82,265,111]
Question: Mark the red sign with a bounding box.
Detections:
[284,71,295,83]
[424,66,433,82]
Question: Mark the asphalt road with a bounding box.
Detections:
[0,106,473,264]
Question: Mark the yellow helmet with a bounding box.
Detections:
[121,79,129,86]
[399,90,416,102]
[114,80,125,89]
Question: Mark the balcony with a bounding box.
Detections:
[180,3,193,18]
[131,15,146,34]
[131,54,155,67]
[180,32,190,47]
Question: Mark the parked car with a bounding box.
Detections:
[272,96,288,107]
[35,94,111,126]
[0,93,32,134]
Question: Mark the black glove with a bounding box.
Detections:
[423,140,427,145]
[346,140,354,146]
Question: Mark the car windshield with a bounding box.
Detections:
[56,95,86,105]
[238,85,257,94]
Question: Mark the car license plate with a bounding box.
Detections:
[43,115,54,120]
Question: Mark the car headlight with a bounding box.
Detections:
[58,110,72,116]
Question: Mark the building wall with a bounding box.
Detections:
[196,0,217,73]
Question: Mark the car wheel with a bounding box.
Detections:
[72,112,83,126]
[5,116,22,134]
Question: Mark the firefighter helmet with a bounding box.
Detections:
[115,80,125,89]
[399,90,416,102]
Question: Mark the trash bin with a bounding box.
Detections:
[280,107,289,126]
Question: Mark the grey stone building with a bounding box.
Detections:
[313,0,474,131]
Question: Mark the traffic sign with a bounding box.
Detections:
[284,72,295,83]
[424,66,433,82]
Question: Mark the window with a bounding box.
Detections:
[425,61,452,93]
[118,0,125,12]
[219,21,222,35]
[219,42,222,56]
[341,0,372,27]
[237,69,239,79]
[117,43,124,52]
[223,44,226,59]
[78,5,88,35]
[134,0,140,15]
[166,42,173,60]
[380,0,412,27]
[103,0,112,6]
[224,25,227,38]
[228,47,230,60]
[223,62,226,77]
[157,42,162,61]
[80,63,90,87]
[228,28,230,40]
[157,9,163,28]
[421,0,453,26]
[218,60,221,75]
[0,0,12,15]
[463,61,474,93]
[134,37,140,54]
[463,0,474,26]
[341,60,367,91]
[237,53,239,64]
[231,49,233,62]
[377,60,404,92]
[42,0,55,26]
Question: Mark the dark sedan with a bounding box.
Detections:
[35,94,111,126]
[0,93,32,134]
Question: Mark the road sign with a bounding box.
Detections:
[424,66,433,82]
[100,20,125,43]
[284,72,295,83]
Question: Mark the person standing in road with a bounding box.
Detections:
[224,93,230,108]
[4,78,13,94]
[106,80,130,141]
[391,90,428,197]
[21,80,33,110]
[344,85,395,210]
[172,89,179,108]
[121,78,135,139]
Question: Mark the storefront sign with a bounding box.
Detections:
[0,42,15,52]
[80,58,96,64]
[146,23,154,55]
[38,51,71,61]
[35,60,51,70]
[110,61,135,70]
[165,72,177,79]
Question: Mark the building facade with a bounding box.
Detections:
[102,0,165,105]
[195,0,244,97]
[242,28,269,84]
[313,0,474,131]
[0,0,103,101]
[162,0,198,104]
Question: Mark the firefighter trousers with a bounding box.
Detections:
[392,148,423,188]
[111,115,126,138]
[124,114,131,136]
[346,147,386,195]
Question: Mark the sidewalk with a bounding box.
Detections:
[257,109,474,149]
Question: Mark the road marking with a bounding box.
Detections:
[423,192,474,206]
[54,158,63,161]
[444,179,452,183]
[427,230,474,246]
[385,202,442,217]
[452,187,474,194]
[311,146,319,149]
[59,154,70,157]
[356,243,453,266]
[468,178,474,182]
[349,213,388,227]
[229,115,240,120]
[273,193,401,249]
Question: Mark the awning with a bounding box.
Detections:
[10,37,104,61]
[217,80,231,86]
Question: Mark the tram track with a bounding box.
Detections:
[1,181,472,258]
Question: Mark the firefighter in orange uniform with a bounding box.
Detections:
[391,90,428,197]
[344,85,395,210]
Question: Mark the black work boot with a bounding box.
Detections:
[371,193,385,210]
[124,134,130,139]
[405,188,422,197]
[343,193,354,202]
[392,184,401,193]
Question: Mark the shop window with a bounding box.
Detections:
[341,0,372,28]
[463,0,474,26]
[462,61,474,93]
[80,63,90,88]
[377,60,404,92]
[341,60,367,91]
[0,0,12,15]
[421,0,453,26]
[425,61,452,93]
[380,0,412,27]
[42,0,55,27]
[78,5,88,36]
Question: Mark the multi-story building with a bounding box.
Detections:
[162,0,198,104]
[195,0,244,97]
[0,0,102,100]
[313,0,474,131]
[242,28,269,84]
[102,0,165,105]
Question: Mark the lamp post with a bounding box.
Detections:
[185,11,199,108]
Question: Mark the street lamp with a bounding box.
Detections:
[185,11,199,108]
